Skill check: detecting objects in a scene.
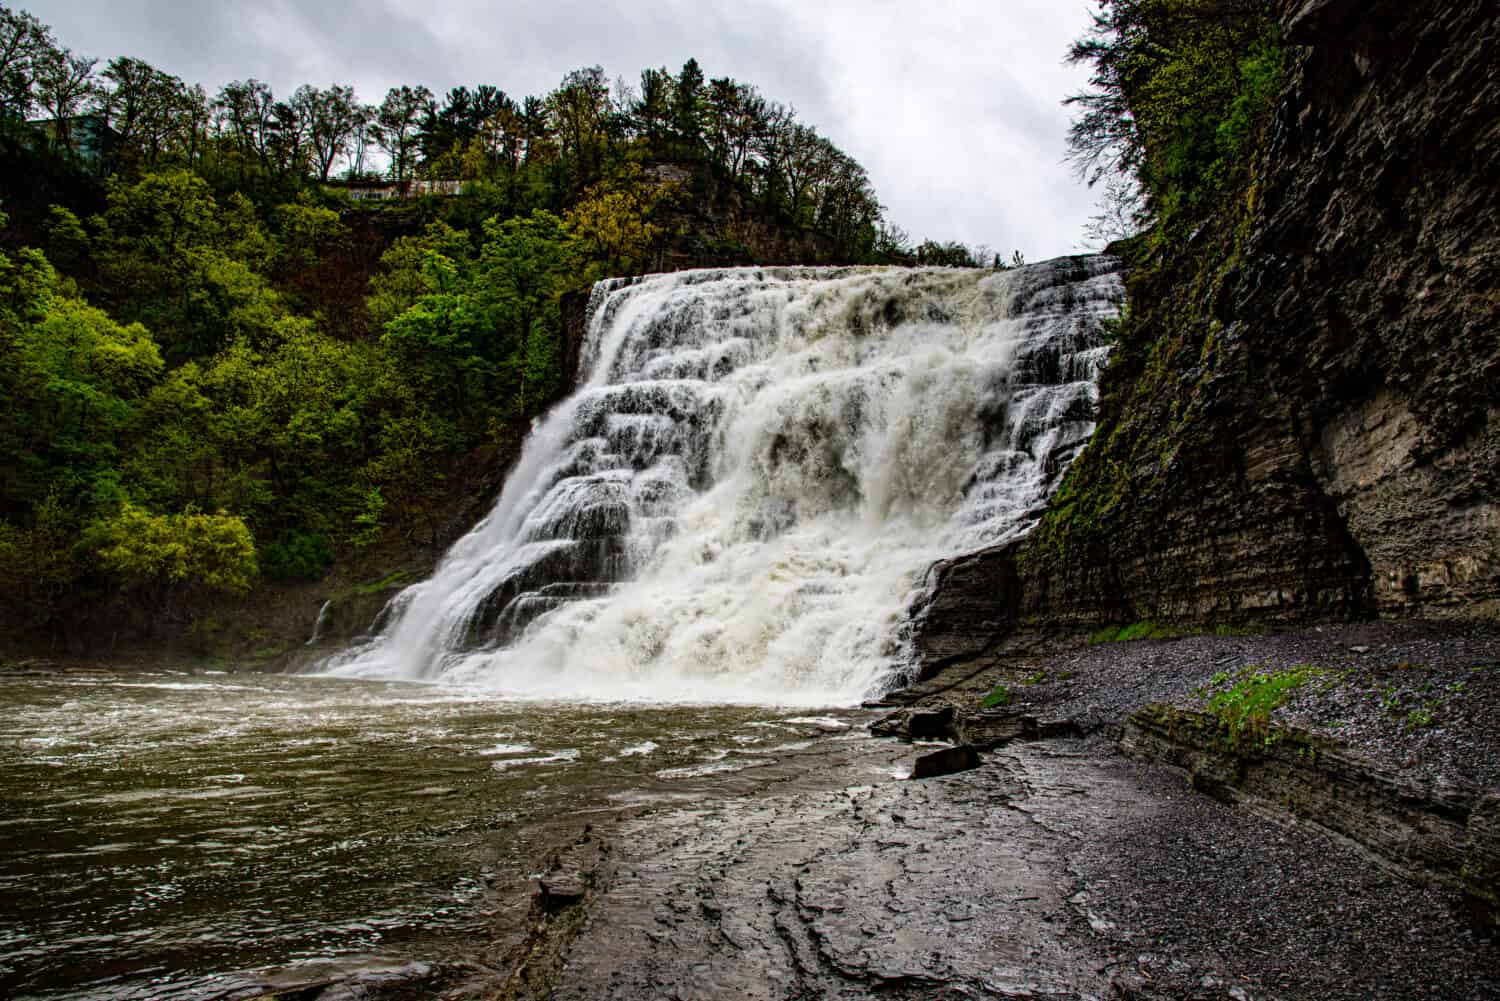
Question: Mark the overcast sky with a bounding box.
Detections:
[24,0,1106,259]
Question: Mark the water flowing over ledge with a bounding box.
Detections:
[322,258,1123,704]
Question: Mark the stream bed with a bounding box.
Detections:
[0,669,878,999]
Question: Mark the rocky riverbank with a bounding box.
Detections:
[289,620,1500,1001]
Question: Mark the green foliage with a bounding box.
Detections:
[1203,666,1312,746]
[1087,620,1182,644]
[260,529,333,581]
[1404,706,1435,731]
[1066,0,1284,234]
[87,503,257,593]
[980,684,1013,709]
[564,172,665,278]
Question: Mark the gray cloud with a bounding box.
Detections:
[25,0,1104,257]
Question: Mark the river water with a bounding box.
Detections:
[0,669,878,999]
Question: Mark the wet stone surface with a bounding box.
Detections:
[550,746,1108,1000]
[539,737,1500,1001]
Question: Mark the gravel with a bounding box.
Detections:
[933,619,1500,791]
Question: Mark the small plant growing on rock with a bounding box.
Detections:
[1380,685,1402,713]
[1205,667,1311,747]
[980,684,1013,709]
[1404,706,1436,731]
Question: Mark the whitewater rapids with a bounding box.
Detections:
[323,259,1123,704]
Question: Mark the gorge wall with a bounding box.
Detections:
[916,0,1500,665]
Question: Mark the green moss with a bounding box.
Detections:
[980,684,1013,709]
[334,569,415,601]
[1088,620,1183,644]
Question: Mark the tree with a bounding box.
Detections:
[216,78,275,178]
[634,67,674,156]
[547,67,611,196]
[1082,175,1144,247]
[293,83,366,182]
[375,84,431,185]
[366,221,468,329]
[705,77,765,182]
[96,56,190,167]
[34,45,95,151]
[0,4,53,122]
[1064,0,1278,220]
[565,173,664,277]
[478,210,577,411]
[88,503,258,599]
[92,169,284,360]
[267,98,307,177]
[673,58,705,155]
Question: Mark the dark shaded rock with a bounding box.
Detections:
[910,540,1026,675]
[874,707,1084,750]
[907,706,957,739]
[536,872,586,910]
[869,709,914,738]
[910,745,981,779]
[1467,794,1500,924]
[868,706,955,741]
[956,711,1085,749]
[533,835,602,914]
[1285,0,1363,44]
[955,710,1030,749]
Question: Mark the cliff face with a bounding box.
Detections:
[916,0,1500,666]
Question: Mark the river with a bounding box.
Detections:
[0,669,879,999]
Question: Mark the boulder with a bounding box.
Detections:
[910,745,981,779]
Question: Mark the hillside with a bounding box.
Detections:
[0,4,934,659]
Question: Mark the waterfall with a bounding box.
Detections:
[322,258,1123,704]
[306,600,333,646]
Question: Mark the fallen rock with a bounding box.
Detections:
[870,706,958,740]
[910,745,980,779]
[535,832,605,912]
[957,711,1084,749]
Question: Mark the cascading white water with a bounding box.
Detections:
[323,258,1123,704]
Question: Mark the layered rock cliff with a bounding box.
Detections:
[915,0,1500,666]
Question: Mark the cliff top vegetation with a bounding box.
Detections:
[0,1,1002,652]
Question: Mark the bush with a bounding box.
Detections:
[87,503,258,593]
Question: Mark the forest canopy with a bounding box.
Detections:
[0,2,999,648]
